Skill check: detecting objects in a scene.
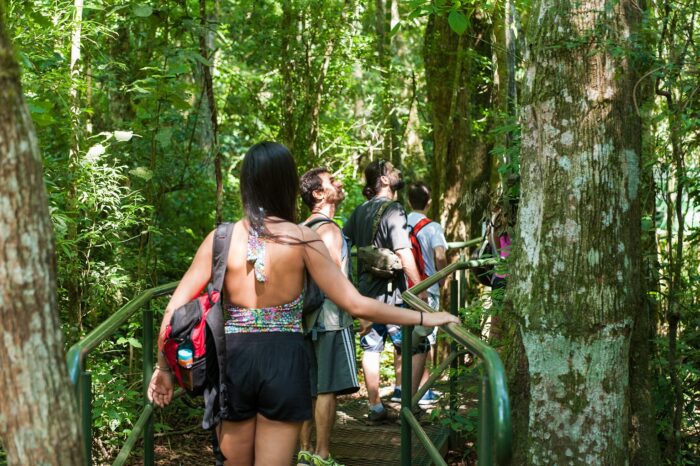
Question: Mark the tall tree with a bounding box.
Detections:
[507,0,645,463]
[199,0,223,224]
[0,11,83,465]
[279,0,351,165]
[424,7,495,240]
[65,0,84,328]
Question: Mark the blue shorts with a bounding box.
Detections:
[360,323,430,355]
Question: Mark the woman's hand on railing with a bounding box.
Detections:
[148,367,174,408]
[424,311,460,327]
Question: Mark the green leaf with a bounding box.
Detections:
[128,337,142,349]
[129,167,153,181]
[156,128,173,149]
[134,5,153,17]
[189,52,212,67]
[448,10,468,35]
[27,102,48,114]
[29,11,52,28]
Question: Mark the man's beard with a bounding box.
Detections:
[390,177,405,192]
[327,187,345,205]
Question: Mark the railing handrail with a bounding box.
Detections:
[66,281,179,385]
[402,258,512,465]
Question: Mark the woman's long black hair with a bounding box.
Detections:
[240,141,298,234]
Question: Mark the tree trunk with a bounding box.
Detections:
[198,0,222,224]
[508,0,644,464]
[0,14,84,465]
[66,0,84,329]
[628,119,662,465]
[424,10,494,241]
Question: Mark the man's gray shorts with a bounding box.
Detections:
[307,326,360,397]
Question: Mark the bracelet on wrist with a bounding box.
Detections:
[419,311,424,326]
[155,364,171,372]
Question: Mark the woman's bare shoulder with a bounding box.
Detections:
[267,218,319,242]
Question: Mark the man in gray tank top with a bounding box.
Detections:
[297,168,358,466]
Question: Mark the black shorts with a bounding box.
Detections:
[222,332,312,422]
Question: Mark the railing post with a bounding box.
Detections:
[143,302,155,466]
[449,280,459,448]
[80,371,93,466]
[401,324,413,466]
[478,372,493,466]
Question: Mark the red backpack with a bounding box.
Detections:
[162,222,234,397]
[407,217,432,287]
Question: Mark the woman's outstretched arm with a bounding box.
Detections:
[301,228,460,328]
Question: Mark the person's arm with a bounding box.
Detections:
[383,204,428,299]
[156,230,215,350]
[317,222,343,269]
[395,248,422,288]
[149,230,216,407]
[302,230,458,327]
[434,245,447,287]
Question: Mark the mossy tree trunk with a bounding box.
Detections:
[424,10,494,241]
[507,0,644,464]
[0,13,84,466]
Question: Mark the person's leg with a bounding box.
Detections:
[362,351,382,406]
[218,418,257,466]
[411,351,428,396]
[394,348,402,391]
[359,324,387,408]
[419,345,433,387]
[254,414,303,466]
[300,336,317,455]
[387,324,402,398]
[299,399,315,453]
[313,393,336,459]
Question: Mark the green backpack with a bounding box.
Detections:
[357,201,403,278]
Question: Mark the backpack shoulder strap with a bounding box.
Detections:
[211,222,235,293]
[206,222,234,411]
[371,201,395,242]
[304,217,336,231]
[412,217,433,236]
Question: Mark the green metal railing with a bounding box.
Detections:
[66,281,179,466]
[399,258,512,466]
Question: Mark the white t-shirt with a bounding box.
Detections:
[407,212,448,297]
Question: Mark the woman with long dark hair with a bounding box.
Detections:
[147,142,459,465]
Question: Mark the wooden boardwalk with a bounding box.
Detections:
[325,395,450,466]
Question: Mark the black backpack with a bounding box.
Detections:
[302,217,335,315]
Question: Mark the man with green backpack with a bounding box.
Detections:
[343,159,429,424]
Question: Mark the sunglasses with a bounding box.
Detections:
[378,159,387,176]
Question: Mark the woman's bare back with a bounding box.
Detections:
[223,218,309,309]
